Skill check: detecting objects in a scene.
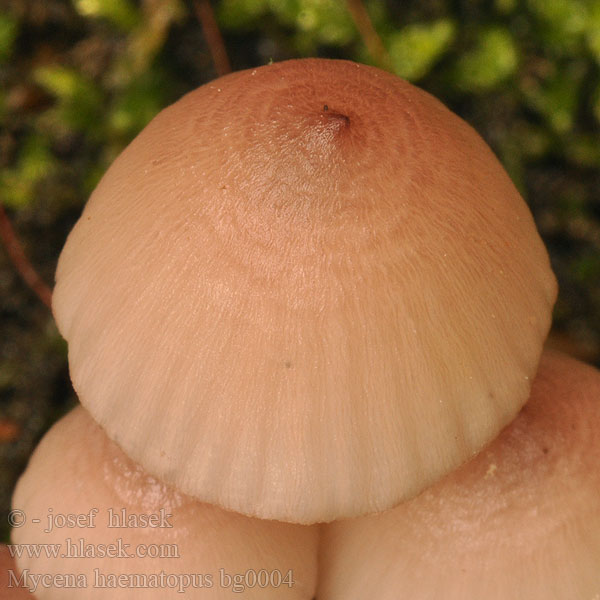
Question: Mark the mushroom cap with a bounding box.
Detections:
[318,351,600,600]
[52,58,557,523]
[11,406,319,599]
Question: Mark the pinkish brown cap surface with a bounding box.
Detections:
[11,406,319,599]
[52,58,557,523]
[319,351,600,599]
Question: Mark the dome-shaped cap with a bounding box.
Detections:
[319,351,600,599]
[53,58,557,523]
[11,406,319,599]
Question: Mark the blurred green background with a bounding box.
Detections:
[1,0,599,540]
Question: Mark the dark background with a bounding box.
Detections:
[1,0,599,540]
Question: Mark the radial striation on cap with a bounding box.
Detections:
[11,406,319,599]
[52,58,557,523]
[319,351,600,599]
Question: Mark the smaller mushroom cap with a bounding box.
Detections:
[11,406,319,599]
[319,351,600,600]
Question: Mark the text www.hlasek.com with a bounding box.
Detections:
[7,538,179,560]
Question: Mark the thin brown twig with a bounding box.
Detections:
[345,0,393,72]
[0,203,52,309]
[193,0,232,77]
